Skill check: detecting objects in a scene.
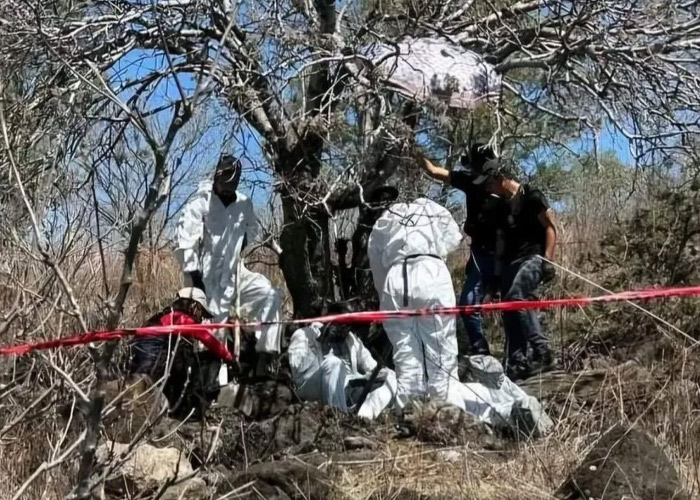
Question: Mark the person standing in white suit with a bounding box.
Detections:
[176,154,283,376]
[367,197,463,409]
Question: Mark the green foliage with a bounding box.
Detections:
[599,186,700,288]
[554,176,700,370]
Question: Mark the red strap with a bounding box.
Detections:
[1,285,699,359]
[0,325,232,362]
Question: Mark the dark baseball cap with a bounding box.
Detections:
[216,154,241,174]
[471,159,502,185]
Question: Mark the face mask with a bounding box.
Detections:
[214,169,241,195]
[322,324,350,343]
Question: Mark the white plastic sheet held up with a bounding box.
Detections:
[361,37,501,109]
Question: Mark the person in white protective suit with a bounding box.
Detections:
[364,198,553,433]
[288,304,397,420]
[176,154,283,376]
[367,197,463,409]
[453,354,553,437]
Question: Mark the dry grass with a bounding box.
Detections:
[332,432,578,499]
[331,366,700,499]
[2,209,700,500]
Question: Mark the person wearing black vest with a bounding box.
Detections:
[471,159,557,380]
[417,144,503,356]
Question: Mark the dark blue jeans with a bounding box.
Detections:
[458,250,495,355]
[501,256,550,368]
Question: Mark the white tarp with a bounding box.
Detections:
[361,37,501,109]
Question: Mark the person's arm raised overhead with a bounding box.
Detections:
[417,151,451,183]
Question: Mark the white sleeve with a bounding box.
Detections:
[288,328,317,384]
[351,333,377,374]
[440,207,463,255]
[425,199,462,256]
[242,198,259,244]
[176,190,209,273]
[367,225,387,295]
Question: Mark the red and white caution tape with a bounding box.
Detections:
[0,326,233,361]
[1,285,699,360]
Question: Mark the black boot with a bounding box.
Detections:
[528,348,554,376]
[505,362,530,382]
[394,406,417,439]
[505,350,530,382]
[254,352,279,380]
[470,346,491,356]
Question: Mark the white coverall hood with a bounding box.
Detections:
[288,323,397,420]
[367,197,463,293]
[367,198,463,409]
[176,181,282,353]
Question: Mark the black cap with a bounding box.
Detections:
[216,154,241,174]
[368,185,399,204]
[471,159,502,185]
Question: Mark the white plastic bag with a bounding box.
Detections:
[361,37,501,109]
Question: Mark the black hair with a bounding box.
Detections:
[216,154,242,174]
[461,143,496,170]
[485,158,517,181]
[143,297,211,328]
[365,185,399,214]
[326,301,354,316]
[308,300,355,318]
[367,185,399,204]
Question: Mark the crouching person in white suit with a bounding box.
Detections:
[288,304,397,420]
[367,197,463,409]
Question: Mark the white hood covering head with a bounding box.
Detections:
[367,197,463,295]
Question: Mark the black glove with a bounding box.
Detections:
[541,260,556,284]
[189,271,206,292]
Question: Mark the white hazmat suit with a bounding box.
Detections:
[449,355,553,436]
[288,323,397,420]
[176,181,283,354]
[367,198,463,408]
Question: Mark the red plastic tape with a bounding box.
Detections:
[0,326,233,361]
[1,285,699,360]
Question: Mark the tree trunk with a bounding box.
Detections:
[277,186,332,318]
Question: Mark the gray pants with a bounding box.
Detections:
[501,256,549,368]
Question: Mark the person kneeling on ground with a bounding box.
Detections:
[129,287,220,419]
[288,303,397,420]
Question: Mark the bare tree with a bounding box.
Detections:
[2,0,700,496]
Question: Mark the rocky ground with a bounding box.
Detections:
[83,354,696,500]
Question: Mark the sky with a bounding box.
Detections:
[103,28,638,232]
[107,49,271,207]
